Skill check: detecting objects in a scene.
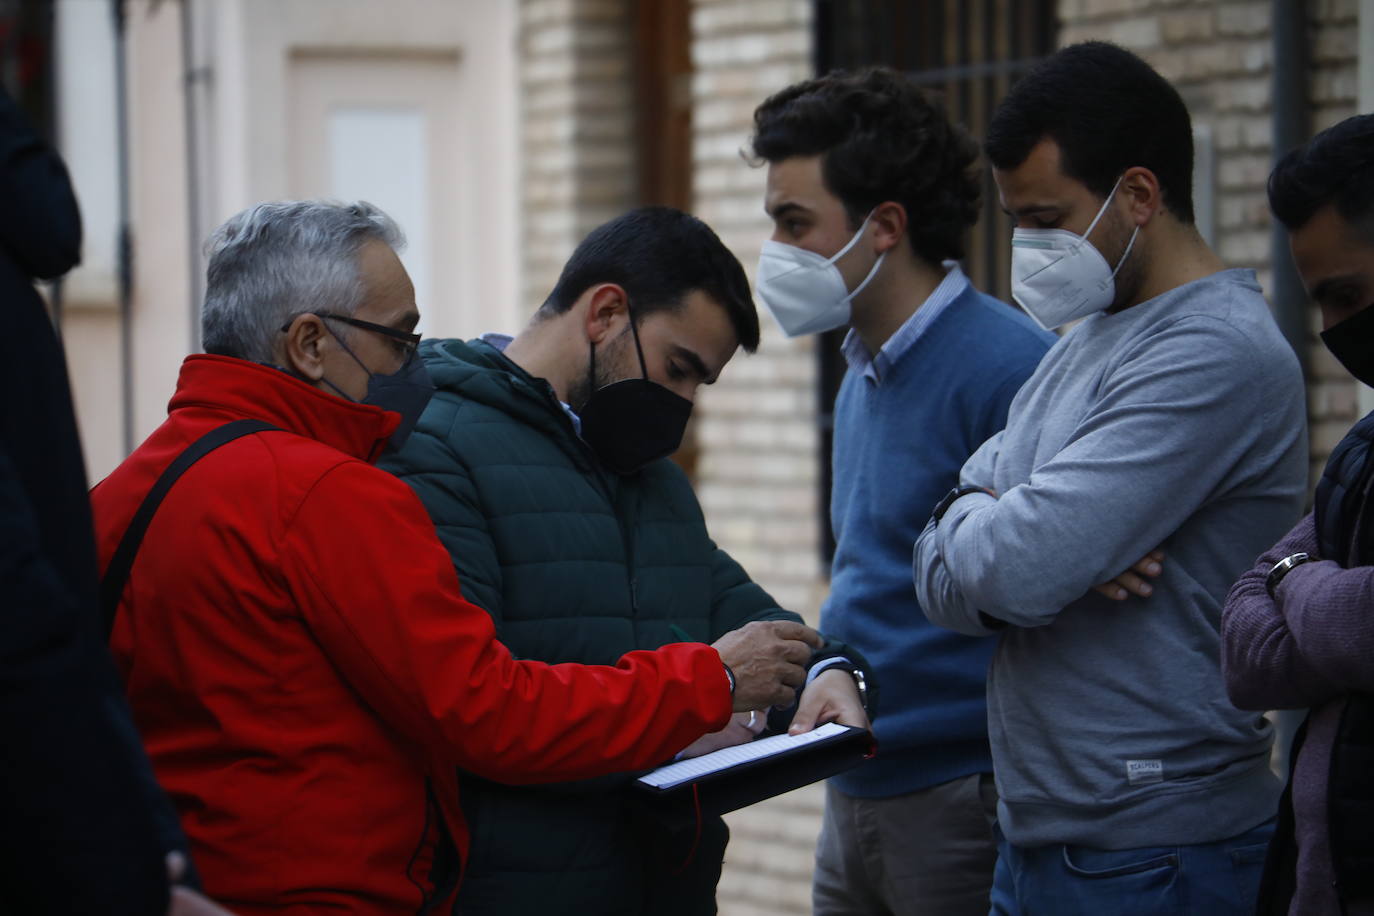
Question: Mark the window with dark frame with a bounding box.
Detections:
[812,0,1058,568]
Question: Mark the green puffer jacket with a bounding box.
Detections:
[381,337,804,916]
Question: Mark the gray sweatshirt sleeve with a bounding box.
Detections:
[959,429,1004,490]
[909,432,1004,637]
[916,315,1280,632]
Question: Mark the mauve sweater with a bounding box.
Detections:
[1221,510,1374,915]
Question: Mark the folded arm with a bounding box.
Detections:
[1223,508,1374,704]
[917,317,1279,632]
[1220,512,1350,709]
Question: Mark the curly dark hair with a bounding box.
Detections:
[749,67,981,266]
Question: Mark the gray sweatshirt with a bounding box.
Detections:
[913,269,1307,849]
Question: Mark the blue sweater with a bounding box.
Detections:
[825,283,1053,798]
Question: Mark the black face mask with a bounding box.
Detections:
[579,312,693,475]
[1321,302,1374,389]
[319,326,436,453]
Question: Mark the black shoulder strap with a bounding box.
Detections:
[101,418,280,638]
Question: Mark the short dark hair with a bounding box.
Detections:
[1269,114,1374,233]
[539,206,759,353]
[749,67,981,265]
[985,42,1196,224]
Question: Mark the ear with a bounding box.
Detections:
[1119,166,1163,227]
[869,200,908,256]
[581,283,631,345]
[279,313,331,382]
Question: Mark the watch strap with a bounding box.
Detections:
[1265,552,1314,599]
[933,485,990,523]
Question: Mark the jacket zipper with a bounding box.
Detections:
[613,480,640,614]
[523,374,639,613]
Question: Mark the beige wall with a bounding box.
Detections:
[58,0,522,482]
[60,0,190,482]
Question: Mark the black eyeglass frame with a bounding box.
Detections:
[280,311,422,355]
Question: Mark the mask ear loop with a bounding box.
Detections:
[1108,226,1139,283]
[587,296,650,386]
[1080,174,1126,248]
[828,210,887,305]
[1080,173,1138,286]
[625,298,651,380]
[317,318,375,403]
[825,211,876,267]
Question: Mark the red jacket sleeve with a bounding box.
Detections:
[280,460,732,783]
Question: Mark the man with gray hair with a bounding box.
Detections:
[90,199,821,916]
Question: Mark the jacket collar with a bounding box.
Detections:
[168,354,399,462]
[421,337,602,474]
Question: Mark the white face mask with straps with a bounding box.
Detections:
[1010,175,1138,331]
[755,213,887,338]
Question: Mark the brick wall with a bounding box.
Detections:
[1061,0,1361,484]
[516,2,827,911]
[687,3,825,914]
[514,3,1364,914]
[519,0,638,307]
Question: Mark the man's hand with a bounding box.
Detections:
[1091,549,1164,601]
[788,668,870,735]
[167,853,236,915]
[713,620,824,711]
[677,710,767,758]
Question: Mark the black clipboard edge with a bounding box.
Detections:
[632,725,876,823]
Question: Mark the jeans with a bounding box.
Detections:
[988,818,1275,916]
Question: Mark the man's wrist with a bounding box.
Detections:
[808,658,869,713]
[932,485,992,523]
[1266,552,1315,599]
[806,656,852,684]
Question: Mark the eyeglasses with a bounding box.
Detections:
[281,311,422,361]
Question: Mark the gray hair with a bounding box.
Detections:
[201,200,405,362]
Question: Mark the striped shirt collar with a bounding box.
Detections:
[841,262,969,384]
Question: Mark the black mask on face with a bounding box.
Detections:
[579,309,694,475]
[319,326,435,453]
[1321,302,1374,389]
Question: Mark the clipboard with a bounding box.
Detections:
[631,722,874,823]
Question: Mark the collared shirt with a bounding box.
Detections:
[481,332,582,434]
[841,263,970,385]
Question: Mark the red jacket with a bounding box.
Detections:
[92,355,730,915]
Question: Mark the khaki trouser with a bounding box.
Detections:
[813,772,999,916]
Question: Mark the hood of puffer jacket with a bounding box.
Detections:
[417,336,603,474]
